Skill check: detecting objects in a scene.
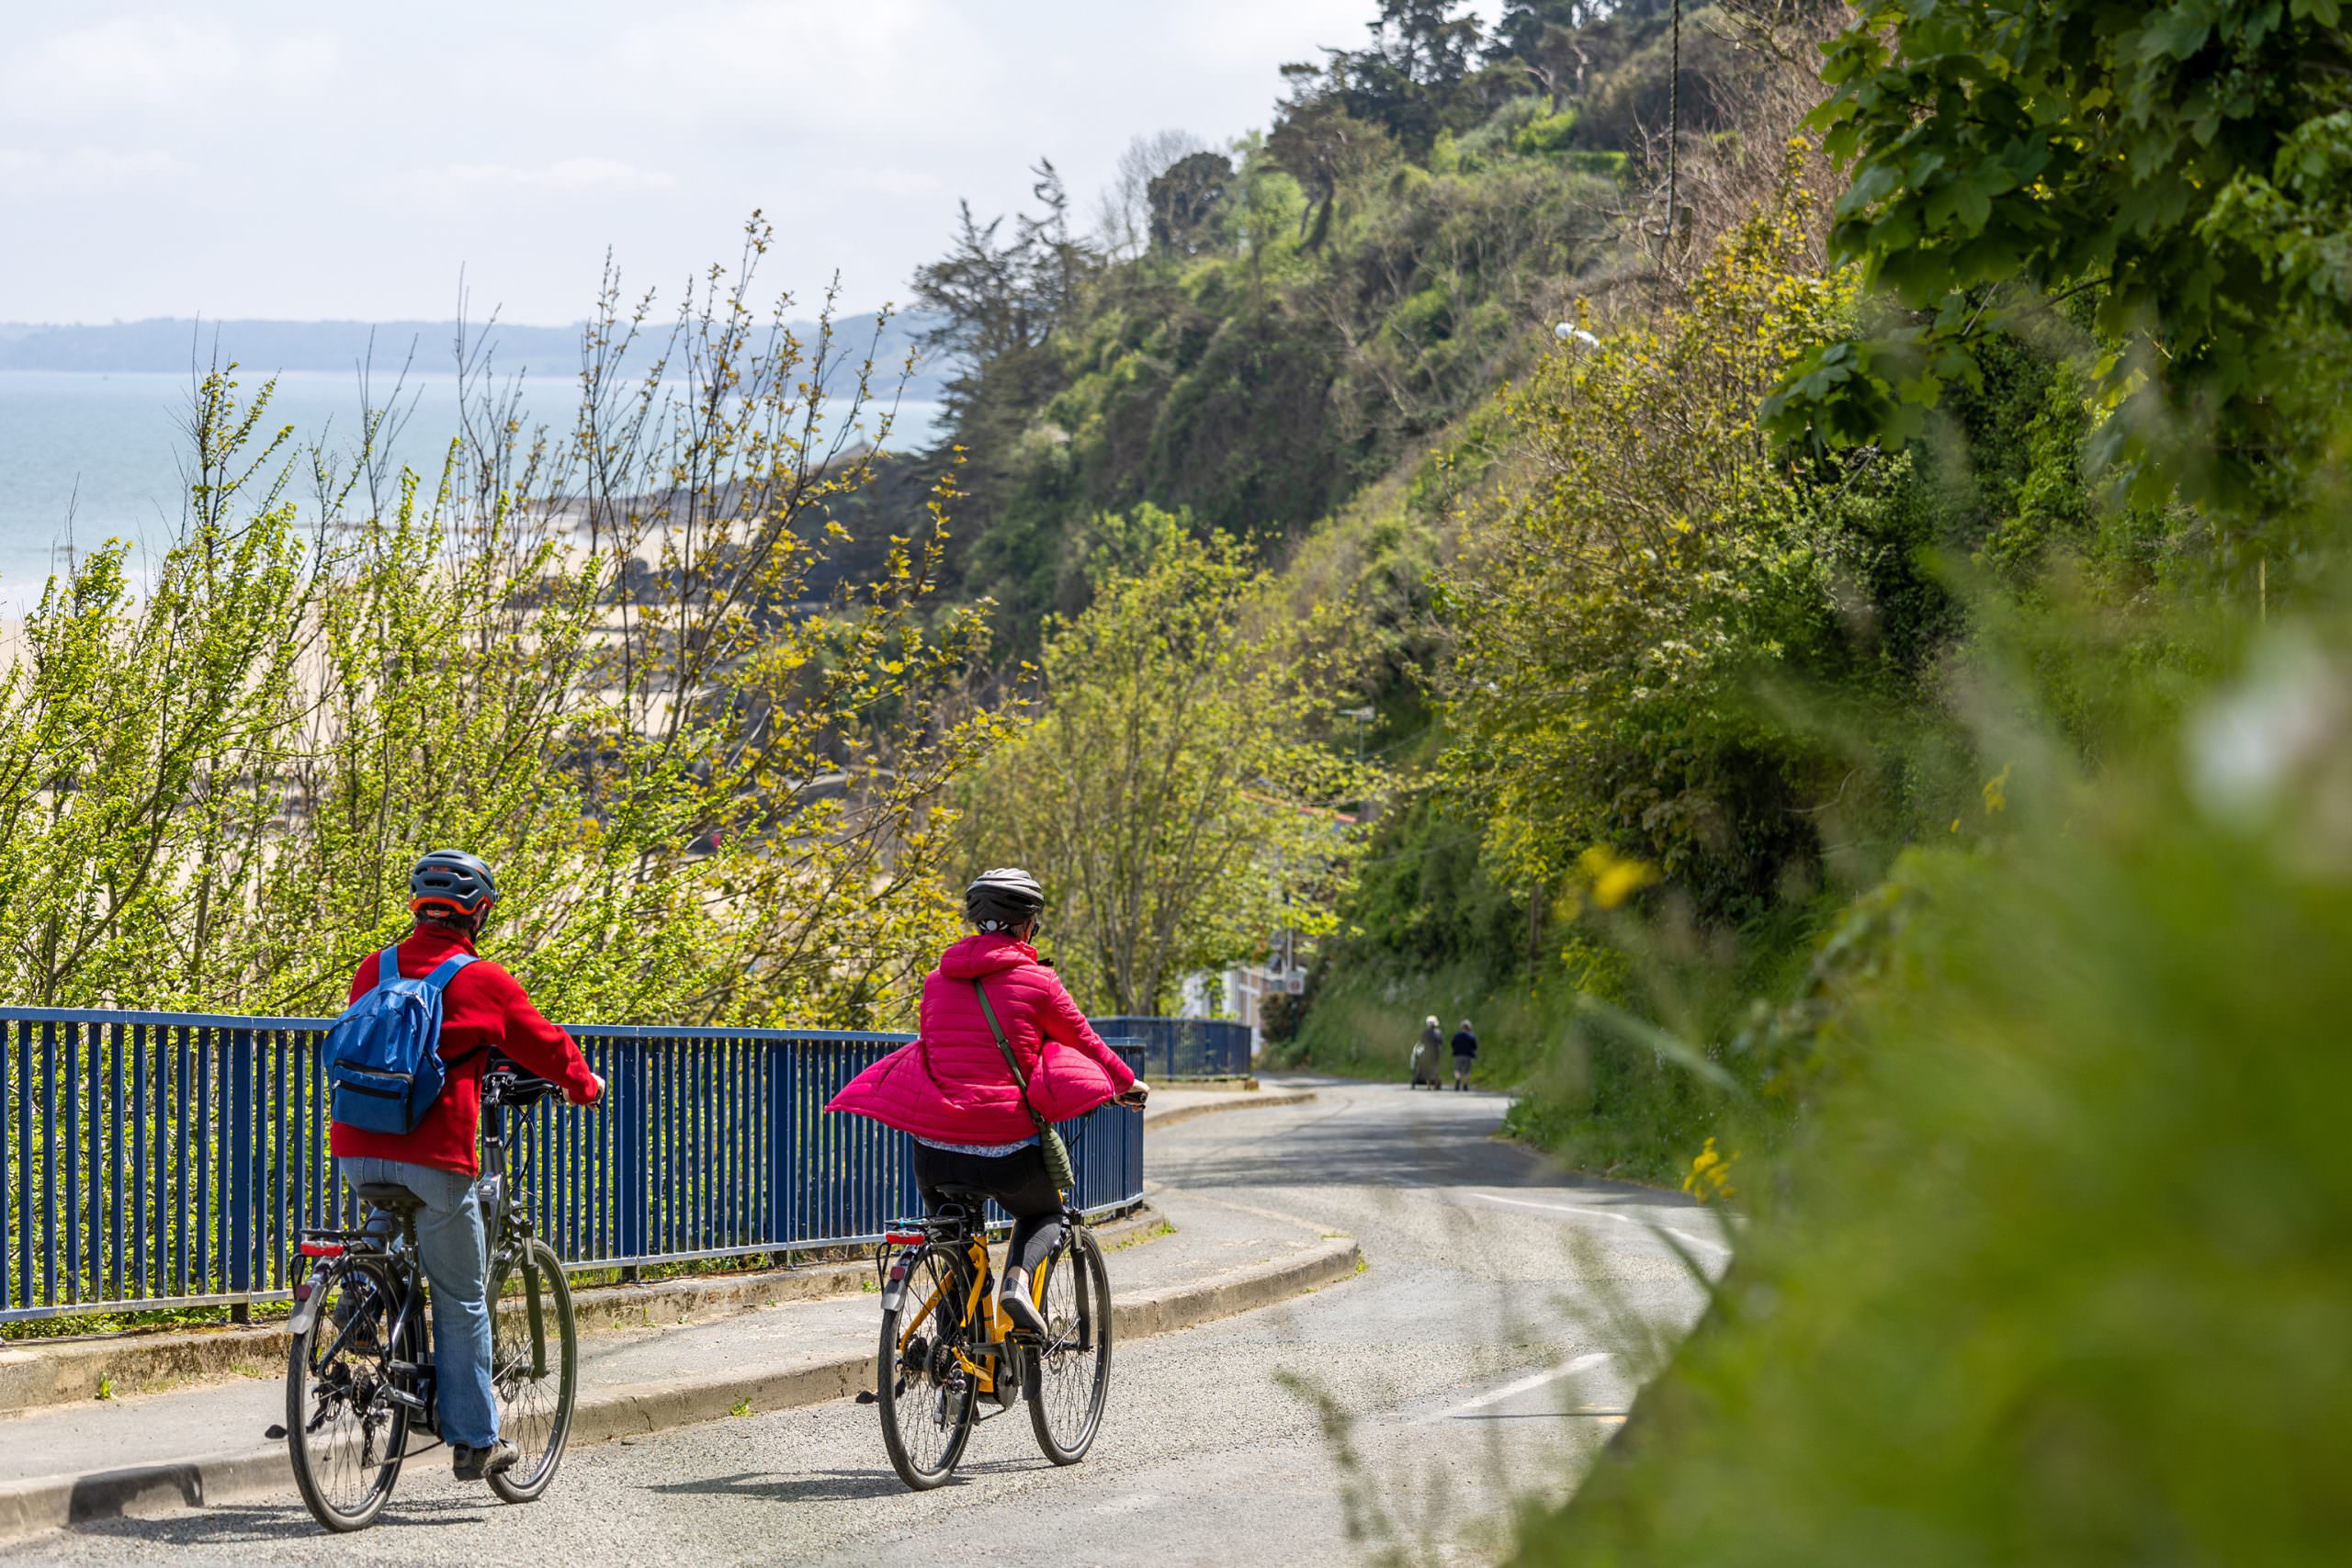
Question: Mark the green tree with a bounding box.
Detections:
[959,515,1376,1013]
[1320,0,1488,152]
[1147,151,1234,255]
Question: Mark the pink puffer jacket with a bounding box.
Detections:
[825,933,1138,1144]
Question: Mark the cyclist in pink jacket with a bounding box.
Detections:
[827,870,1148,1330]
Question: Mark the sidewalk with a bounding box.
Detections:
[0,1184,1357,1542]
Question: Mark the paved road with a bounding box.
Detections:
[9,1080,1725,1566]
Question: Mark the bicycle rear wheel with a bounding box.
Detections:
[487,1237,577,1503]
[287,1261,411,1532]
[1027,1225,1112,1463]
[878,1242,978,1490]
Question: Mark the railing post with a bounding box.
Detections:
[227,1028,254,1324]
[41,1022,57,1308]
[5,1020,19,1315]
[763,1039,795,1260]
[613,1038,646,1275]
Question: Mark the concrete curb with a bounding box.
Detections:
[0,1224,1362,1543]
[0,1205,1161,1418]
[1143,1089,1317,1131]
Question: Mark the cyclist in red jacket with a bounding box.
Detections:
[330,850,603,1482]
[827,869,1146,1332]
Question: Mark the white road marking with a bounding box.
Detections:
[1464,1190,1733,1256]
[1419,1350,1615,1423]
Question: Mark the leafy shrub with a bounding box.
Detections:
[1512,107,1580,157]
[1523,615,2352,1565]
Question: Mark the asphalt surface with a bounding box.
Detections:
[3,1079,1726,1566]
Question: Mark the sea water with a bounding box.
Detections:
[0,369,944,610]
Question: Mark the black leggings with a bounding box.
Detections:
[911,1142,1067,1274]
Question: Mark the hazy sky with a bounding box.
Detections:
[0,1,1491,326]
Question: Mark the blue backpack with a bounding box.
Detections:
[323,946,479,1135]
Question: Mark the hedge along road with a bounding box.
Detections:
[10,1080,1726,1566]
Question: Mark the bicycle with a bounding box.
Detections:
[871,1184,1114,1490]
[277,1056,581,1531]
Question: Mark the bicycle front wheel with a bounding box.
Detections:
[287,1261,411,1532]
[1027,1225,1113,1463]
[878,1242,978,1490]
[487,1237,578,1503]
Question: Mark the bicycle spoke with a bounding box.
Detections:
[1028,1229,1112,1463]
[288,1264,408,1530]
[879,1244,976,1487]
[488,1238,577,1500]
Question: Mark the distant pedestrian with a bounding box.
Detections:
[1451,1019,1477,1090]
[1411,1015,1442,1089]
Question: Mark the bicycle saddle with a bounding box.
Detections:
[930,1183,990,1201]
[355,1182,426,1213]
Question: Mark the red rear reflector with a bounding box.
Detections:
[300,1242,345,1258]
[885,1232,925,1246]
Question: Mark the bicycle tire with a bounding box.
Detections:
[287,1260,411,1532]
[877,1241,978,1490]
[487,1237,578,1503]
[1026,1224,1113,1464]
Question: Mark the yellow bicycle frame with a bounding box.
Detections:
[892,1235,1057,1395]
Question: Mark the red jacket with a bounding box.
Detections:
[825,933,1137,1144]
[329,926,602,1178]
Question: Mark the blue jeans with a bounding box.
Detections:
[339,1156,498,1449]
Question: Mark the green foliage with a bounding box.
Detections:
[0,227,995,1026]
[958,520,1379,1013]
[1327,793,1531,982]
[1440,177,1884,908]
[1775,0,2352,511]
[1511,107,1580,155]
[1521,615,2352,1565]
[1316,0,1489,153]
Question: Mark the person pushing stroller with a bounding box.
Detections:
[1410,1016,1443,1089]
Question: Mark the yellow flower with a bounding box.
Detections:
[1682,1137,1738,1202]
[1577,843,1659,909]
[1983,762,2013,815]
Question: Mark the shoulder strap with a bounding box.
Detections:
[422,953,478,993]
[971,979,1029,1093]
[373,945,401,992]
[973,977,1056,1144]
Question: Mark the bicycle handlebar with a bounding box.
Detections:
[481,1055,568,1110]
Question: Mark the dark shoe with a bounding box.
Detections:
[453,1439,519,1481]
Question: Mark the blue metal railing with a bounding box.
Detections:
[1092,1016,1253,1080]
[0,1010,1147,1326]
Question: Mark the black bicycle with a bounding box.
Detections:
[872,1186,1114,1490]
[279,1058,581,1531]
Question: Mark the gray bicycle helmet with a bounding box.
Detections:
[964,867,1045,933]
[410,849,499,918]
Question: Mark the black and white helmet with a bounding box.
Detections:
[964,867,1045,933]
[410,849,499,919]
